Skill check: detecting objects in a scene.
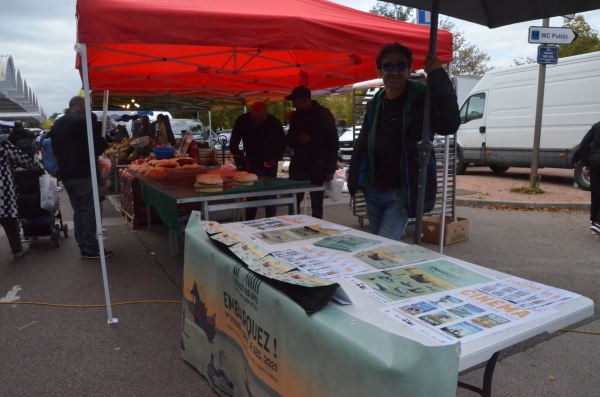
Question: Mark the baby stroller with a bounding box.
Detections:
[15,169,68,247]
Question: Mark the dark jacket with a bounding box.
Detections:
[47,109,107,180]
[230,112,286,176]
[580,122,600,166]
[348,68,460,217]
[8,127,35,159]
[286,101,339,185]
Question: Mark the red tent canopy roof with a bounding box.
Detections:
[76,0,453,100]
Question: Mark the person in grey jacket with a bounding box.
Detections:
[580,121,600,234]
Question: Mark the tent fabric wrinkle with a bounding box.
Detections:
[75,0,453,99]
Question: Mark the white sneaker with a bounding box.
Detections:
[57,186,64,192]
[14,242,30,258]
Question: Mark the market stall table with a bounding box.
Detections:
[134,170,324,255]
[181,213,593,397]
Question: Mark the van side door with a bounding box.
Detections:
[457,92,487,164]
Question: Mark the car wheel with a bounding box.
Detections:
[456,150,468,175]
[489,165,510,173]
[574,160,591,191]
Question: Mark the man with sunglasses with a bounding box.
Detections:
[348,43,460,240]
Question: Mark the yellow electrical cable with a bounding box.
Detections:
[0,300,182,308]
[559,329,600,336]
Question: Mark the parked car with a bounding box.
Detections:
[170,119,209,142]
[338,128,354,163]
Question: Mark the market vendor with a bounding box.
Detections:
[230,101,286,220]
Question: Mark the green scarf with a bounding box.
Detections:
[361,80,426,190]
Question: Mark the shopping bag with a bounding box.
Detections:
[39,173,60,212]
[97,156,112,196]
[324,178,344,202]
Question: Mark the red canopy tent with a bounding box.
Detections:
[74,0,453,323]
[76,0,453,101]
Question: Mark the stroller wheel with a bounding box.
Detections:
[51,229,61,248]
[62,224,69,238]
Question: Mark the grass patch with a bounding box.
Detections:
[510,186,545,195]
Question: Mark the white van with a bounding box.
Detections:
[456,51,600,190]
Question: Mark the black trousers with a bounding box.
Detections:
[290,190,325,219]
[245,195,277,221]
[589,153,600,222]
[0,217,23,254]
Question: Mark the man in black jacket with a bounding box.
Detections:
[580,121,600,234]
[348,43,460,240]
[230,101,286,220]
[285,86,339,219]
[8,120,35,159]
[47,96,111,259]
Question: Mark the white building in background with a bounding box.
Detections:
[0,54,47,124]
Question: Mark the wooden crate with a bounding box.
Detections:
[351,190,368,228]
[120,209,162,229]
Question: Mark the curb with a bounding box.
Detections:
[456,199,590,210]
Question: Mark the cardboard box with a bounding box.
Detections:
[421,215,469,246]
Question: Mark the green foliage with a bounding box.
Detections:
[438,19,494,77]
[315,93,354,127]
[40,119,54,130]
[369,2,412,21]
[559,15,600,58]
[512,56,537,66]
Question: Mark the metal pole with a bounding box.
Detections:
[439,136,450,254]
[77,43,118,325]
[530,18,549,188]
[101,90,109,139]
[208,111,213,149]
[413,0,440,246]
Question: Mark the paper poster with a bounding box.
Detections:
[476,277,580,312]
[235,218,298,231]
[354,245,442,269]
[380,286,553,345]
[229,241,270,266]
[248,256,295,278]
[247,225,338,246]
[276,270,335,287]
[210,232,248,247]
[314,235,381,252]
[201,220,227,235]
[347,258,494,304]
[271,246,367,279]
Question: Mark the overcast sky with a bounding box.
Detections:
[2,0,599,116]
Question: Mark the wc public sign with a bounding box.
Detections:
[528,27,578,45]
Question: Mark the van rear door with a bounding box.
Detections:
[458,92,487,164]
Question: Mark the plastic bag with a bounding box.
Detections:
[97,156,112,196]
[324,178,344,202]
[39,173,60,212]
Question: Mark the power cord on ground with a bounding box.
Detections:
[0,300,181,308]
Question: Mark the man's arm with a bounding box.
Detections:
[428,68,461,137]
[322,109,339,181]
[270,118,287,162]
[580,123,598,166]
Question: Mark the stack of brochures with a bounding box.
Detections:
[314,235,381,252]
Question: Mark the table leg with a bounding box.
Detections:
[292,194,298,215]
[147,203,151,231]
[457,351,500,397]
[303,192,307,214]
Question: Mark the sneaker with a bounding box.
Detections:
[82,249,113,259]
[14,242,30,258]
[57,186,64,192]
[592,222,600,235]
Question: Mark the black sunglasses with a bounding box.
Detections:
[382,61,407,72]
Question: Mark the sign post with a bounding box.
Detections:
[529,23,577,188]
[416,9,431,26]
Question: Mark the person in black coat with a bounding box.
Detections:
[47,96,111,259]
[347,43,460,240]
[285,86,339,219]
[580,121,600,234]
[230,101,286,220]
[8,120,35,159]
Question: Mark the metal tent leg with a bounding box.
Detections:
[457,351,500,397]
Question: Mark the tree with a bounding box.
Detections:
[369,2,412,21]
[367,7,495,77]
[512,56,536,66]
[559,15,600,58]
[438,19,494,77]
[315,93,354,127]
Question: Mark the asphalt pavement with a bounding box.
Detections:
[1,188,599,396]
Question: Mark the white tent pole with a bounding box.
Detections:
[438,62,453,254]
[76,43,118,325]
[101,90,109,138]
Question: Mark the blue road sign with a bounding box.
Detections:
[417,9,431,25]
[537,46,558,65]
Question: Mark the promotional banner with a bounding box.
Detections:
[182,214,460,397]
